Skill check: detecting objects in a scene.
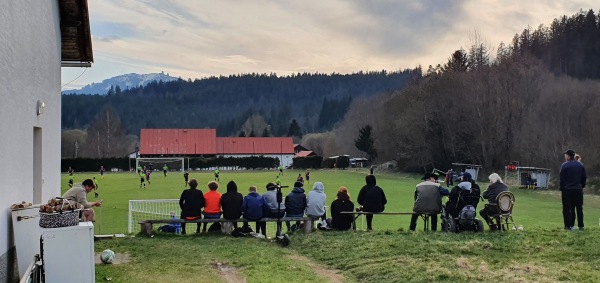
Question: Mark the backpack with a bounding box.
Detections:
[458,205,477,225]
[157,224,177,233]
[208,222,222,232]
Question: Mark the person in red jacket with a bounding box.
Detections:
[202,181,222,232]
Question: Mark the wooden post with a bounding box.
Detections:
[140,222,153,236]
[303,219,313,234]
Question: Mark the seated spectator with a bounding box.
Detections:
[479,173,509,230]
[263,182,285,234]
[306,182,327,227]
[409,173,449,231]
[178,179,205,234]
[446,173,480,218]
[203,181,222,232]
[329,187,354,230]
[285,181,307,231]
[221,180,244,228]
[357,174,387,231]
[62,179,102,222]
[242,186,266,236]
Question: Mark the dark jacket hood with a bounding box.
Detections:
[366,174,376,186]
[292,187,305,193]
[226,181,238,193]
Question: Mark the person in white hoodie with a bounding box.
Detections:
[306,182,327,227]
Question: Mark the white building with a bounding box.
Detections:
[0,0,93,281]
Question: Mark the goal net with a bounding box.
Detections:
[128,199,180,233]
[136,157,185,173]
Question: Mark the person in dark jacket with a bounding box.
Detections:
[410,173,450,231]
[179,179,205,235]
[241,186,267,236]
[445,172,480,218]
[560,149,587,230]
[357,174,387,230]
[221,180,244,228]
[329,187,354,230]
[479,173,508,230]
[284,181,307,231]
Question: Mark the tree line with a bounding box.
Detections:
[302,9,600,175]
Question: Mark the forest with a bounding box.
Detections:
[310,9,600,174]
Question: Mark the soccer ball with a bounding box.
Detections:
[100,249,115,264]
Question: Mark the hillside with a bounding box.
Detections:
[61,70,419,137]
[62,72,178,95]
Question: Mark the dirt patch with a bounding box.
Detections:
[211,261,246,283]
[455,257,472,270]
[287,254,344,283]
[95,252,131,265]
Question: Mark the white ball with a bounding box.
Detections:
[100,249,115,264]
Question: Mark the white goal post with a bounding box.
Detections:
[135,157,185,173]
[128,199,179,233]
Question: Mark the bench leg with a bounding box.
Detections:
[304,219,313,234]
[140,222,153,236]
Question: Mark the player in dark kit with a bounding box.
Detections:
[184,172,189,186]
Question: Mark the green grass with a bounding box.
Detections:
[62,169,600,234]
[61,170,600,282]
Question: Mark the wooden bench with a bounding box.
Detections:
[340,212,435,231]
[139,217,314,236]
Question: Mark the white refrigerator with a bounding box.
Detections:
[41,222,95,283]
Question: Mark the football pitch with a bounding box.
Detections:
[61,169,600,235]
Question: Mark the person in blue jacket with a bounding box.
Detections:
[242,185,267,236]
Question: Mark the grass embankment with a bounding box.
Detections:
[61,170,600,282]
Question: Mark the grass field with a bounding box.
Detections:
[62,169,600,234]
[62,170,600,282]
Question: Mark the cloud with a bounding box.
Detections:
[62,0,599,88]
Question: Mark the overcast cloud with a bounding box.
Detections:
[61,0,596,90]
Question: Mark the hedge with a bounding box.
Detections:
[61,158,131,172]
[292,156,323,169]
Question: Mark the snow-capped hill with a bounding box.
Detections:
[62,72,178,95]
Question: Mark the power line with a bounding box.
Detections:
[61,67,88,88]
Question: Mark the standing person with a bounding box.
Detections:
[275,175,281,186]
[409,173,449,231]
[62,179,102,221]
[68,175,74,188]
[285,181,307,231]
[183,172,190,187]
[93,177,100,198]
[305,169,310,184]
[221,181,244,228]
[68,166,74,176]
[306,182,327,227]
[369,165,375,175]
[163,164,168,177]
[202,181,222,232]
[560,149,587,231]
[479,173,508,230]
[139,170,146,188]
[357,174,387,231]
[263,182,285,234]
[296,174,304,184]
[179,179,204,235]
[137,165,142,174]
[214,168,220,182]
[99,165,105,180]
[329,187,354,230]
[279,165,284,176]
[242,186,267,236]
[447,169,454,186]
[145,170,151,185]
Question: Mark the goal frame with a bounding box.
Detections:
[135,157,185,173]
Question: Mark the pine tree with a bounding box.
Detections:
[354,125,377,161]
[287,119,302,138]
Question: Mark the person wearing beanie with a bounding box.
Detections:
[445,173,480,218]
[285,181,307,231]
[357,174,387,230]
[329,187,354,230]
[560,149,586,230]
[221,180,244,228]
[178,179,204,235]
[306,182,327,227]
[202,181,222,232]
[263,182,286,234]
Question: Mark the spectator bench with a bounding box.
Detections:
[139,217,314,236]
[340,211,434,231]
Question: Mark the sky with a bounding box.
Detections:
[61,0,597,90]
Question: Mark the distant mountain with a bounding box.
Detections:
[62,72,178,95]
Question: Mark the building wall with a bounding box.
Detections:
[224,154,294,167]
[0,0,62,281]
